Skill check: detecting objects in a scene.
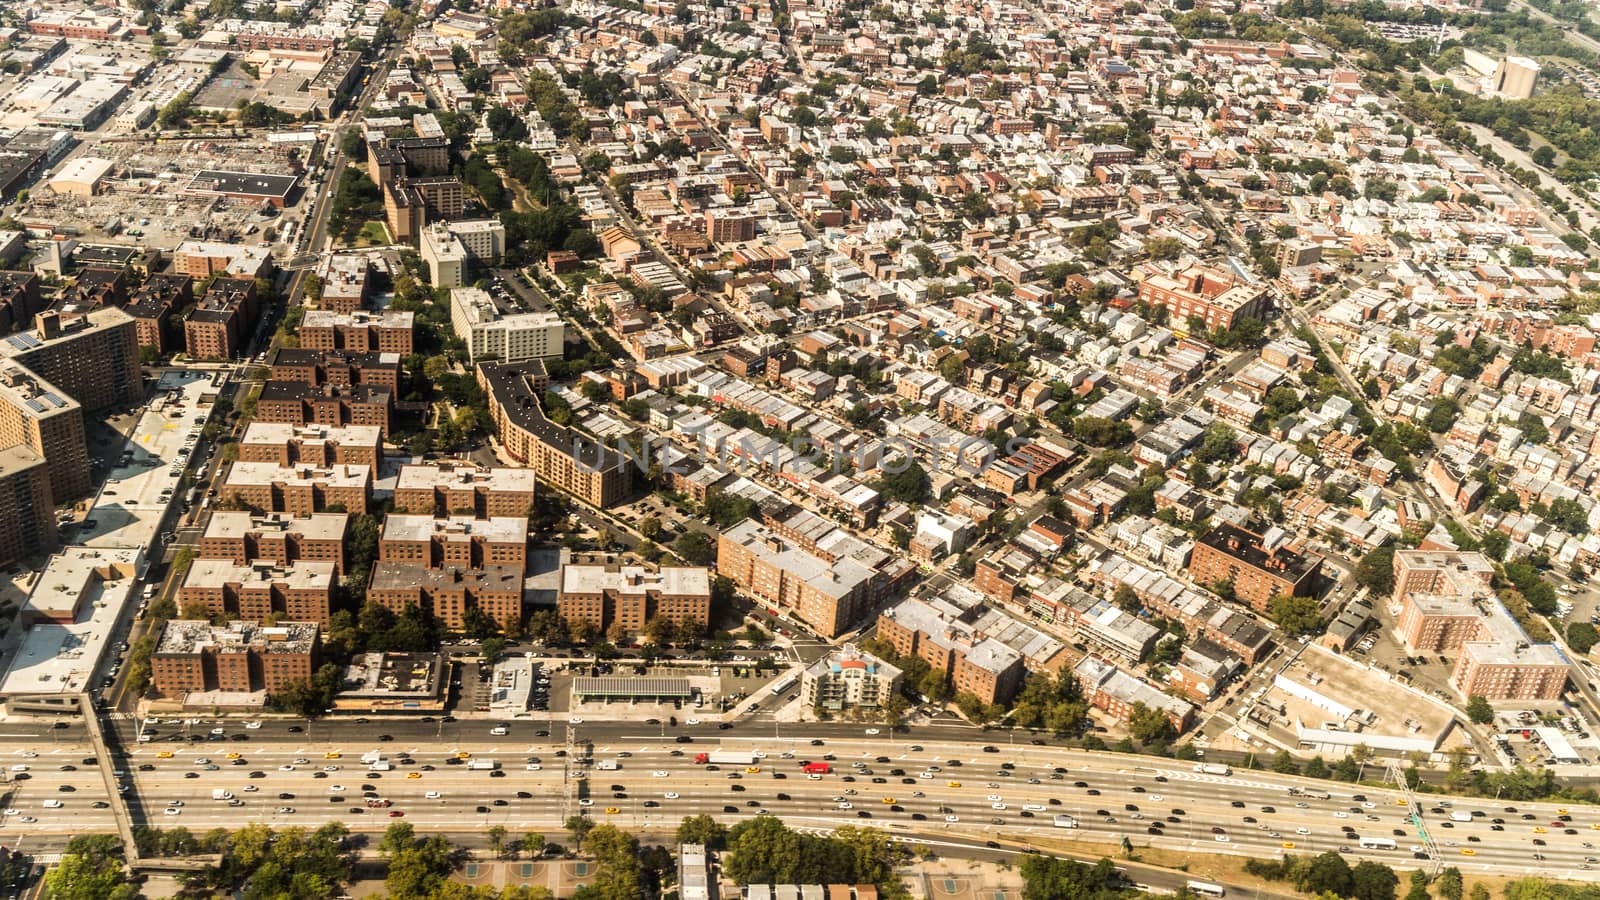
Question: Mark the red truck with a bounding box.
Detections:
[801,762,831,775]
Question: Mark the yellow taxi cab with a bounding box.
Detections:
[1460,849,1476,857]
[225,752,241,760]
[456,752,472,760]
[1589,823,1600,831]
[881,797,896,804]
[947,781,962,788]
[156,751,174,759]
[1533,827,1548,834]
[1395,799,1410,806]
[407,772,422,779]
[604,807,620,814]
[746,767,761,774]
[324,752,341,760]
[1282,842,1296,849]
[1558,809,1569,816]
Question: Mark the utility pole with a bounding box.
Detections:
[1388,759,1442,877]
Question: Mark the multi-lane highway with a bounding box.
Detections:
[2,718,1597,879]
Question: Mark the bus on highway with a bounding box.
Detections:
[1187,881,1226,897]
[1359,837,1398,850]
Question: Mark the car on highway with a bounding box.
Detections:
[664,792,680,800]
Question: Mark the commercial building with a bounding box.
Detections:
[1188,521,1322,612]
[556,563,712,634]
[393,464,538,518]
[201,510,349,575]
[179,558,336,625]
[717,518,877,639]
[451,288,564,364]
[801,643,902,712]
[239,422,383,469]
[477,361,635,508]
[331,651,448,713]
[220,461,372,515]
[0,546,140,713]
[182,170,298,208]
[47,156,114,197]
[150,620,319,695]
[299,309,414,356]
[1393,550,1569,701]
[0,307,141,412]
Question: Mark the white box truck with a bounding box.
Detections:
[368,760,392,771]
[212,789,233,801]
[596,759,619,770]
[1194,763,1232,776]
[467,759,499,771]
[1054,815,1078,828]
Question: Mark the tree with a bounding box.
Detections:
[1354,546,1396,596]
[1271,749,1299,774]
[45,836,135,900]
[1465,694,1494,724]
[1435,867,1464,900]
[676,814,728,850]
[1568,622,1599,654]
[1296,851,1353,896]
[1268,595,1323,636]
[1127,702,1175,743]
[673,531,713,565]
[875,458,931,503]
[1404,870,1430,900]
[638,516,662,540]
[487,825,509,859]
[1351,861,1399,900]
[565,815,594,845]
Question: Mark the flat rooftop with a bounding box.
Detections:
[0,547,140,699]
[183,169,298,199]
[393,463,539,494]
[82,369,219,551]
[204,511,349,543]
[380,514,527,545]
[559,563,710,598]
[225,461,373,489]
[183,558,336,591]
[156,619,319,655]
[241,421,383,447]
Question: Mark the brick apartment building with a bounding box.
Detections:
[366,515,528,632]
[220,462,371,516]
[874,594,1026,705]
[184,277,259,360]
[126,273,193,354]
[200,510,349,575]
[268,347,402,393]
[255,381,392,436]
[151,620,319,695]
[1393,549,1568,701]
[179,559,336,624]
[392,464,537,518]
[1188,521,1322,612]
[716,518,877,639]
[557,564,712,635]
[476,361,634,508]
[238,422,383,470]
[299,309,414,356]
[1138,264,1272,332]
